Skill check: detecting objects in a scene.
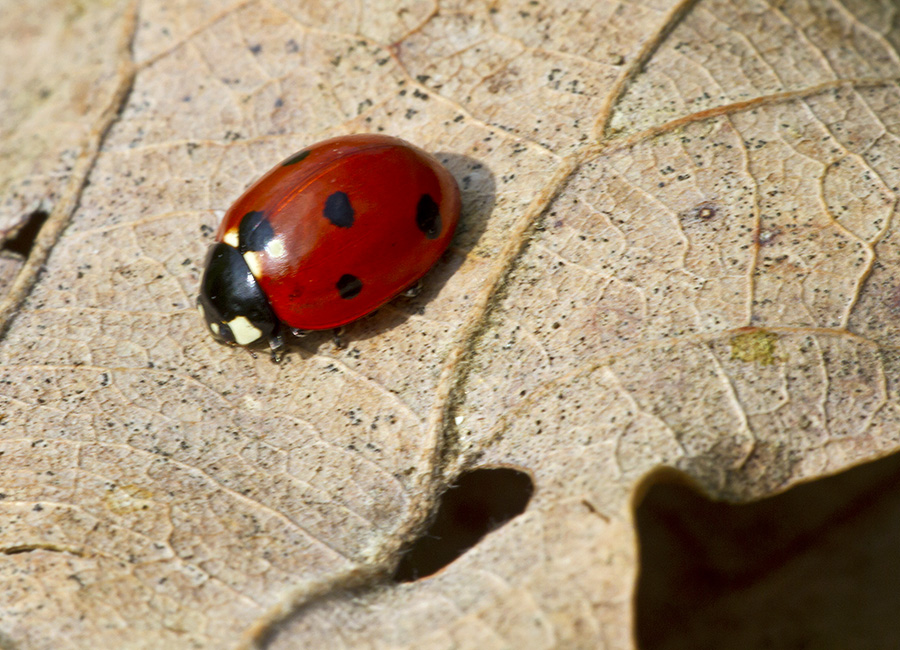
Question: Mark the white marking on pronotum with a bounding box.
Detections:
[223,230,239,248]
[266,238,286,259]
[209,322,220,336]
[227,316,263,345]
[243,251,263,278]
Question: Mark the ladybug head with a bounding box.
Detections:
[198,243,282,353]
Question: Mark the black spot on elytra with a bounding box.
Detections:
[323,191,355,228]
[238,211,275,253]
[416,194,441,239]
[282,149,310,166]
[336,274,362,299]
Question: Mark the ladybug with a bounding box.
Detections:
[198,134,461,359]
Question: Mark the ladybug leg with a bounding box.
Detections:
[269,330,286,363]
[401,280,422,298]
[290,327,310,338]
[332,327,347,350]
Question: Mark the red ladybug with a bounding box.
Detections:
[198,134,461,358]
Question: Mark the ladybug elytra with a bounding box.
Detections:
[198,134,461,359]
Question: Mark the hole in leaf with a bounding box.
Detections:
[635,452,900,649]
[3,209,49,257]
[393,467,534,582]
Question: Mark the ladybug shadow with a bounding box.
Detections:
[286,153,496,355]
[433,151,496,258]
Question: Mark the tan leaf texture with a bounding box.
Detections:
[2,0,900,648]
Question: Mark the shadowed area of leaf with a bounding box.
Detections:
[393,467,534,582]
[636,453,900,649]
[1,209,49,257]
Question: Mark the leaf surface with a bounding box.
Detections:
[2,0,900,648]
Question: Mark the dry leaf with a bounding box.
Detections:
[2,0,900,648]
